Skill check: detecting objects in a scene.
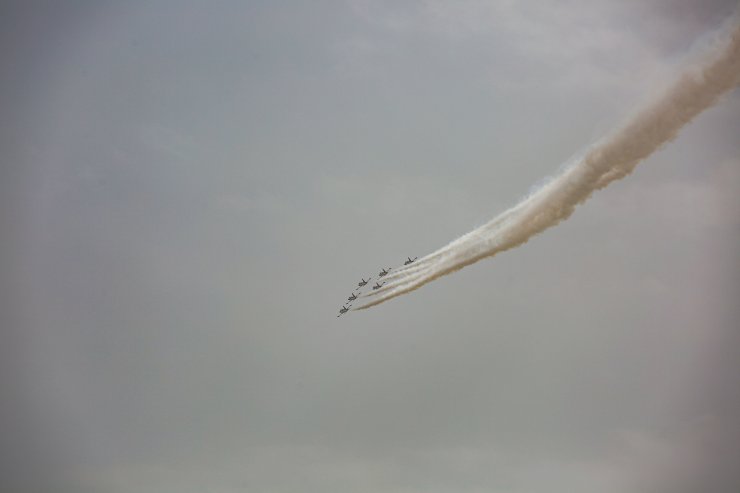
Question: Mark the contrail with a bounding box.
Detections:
[356,14,740,310]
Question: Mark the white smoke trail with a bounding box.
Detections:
[356,14,740,310]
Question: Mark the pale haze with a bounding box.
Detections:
[2,1,739,492]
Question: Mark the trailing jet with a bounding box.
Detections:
[337,305,351,317]
[372,282,385,290]
[404,256,418,265]
[347,292,358,301]
[357,278,370,287]
[378,268,390,277]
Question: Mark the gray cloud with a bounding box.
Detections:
[2,1,739,492]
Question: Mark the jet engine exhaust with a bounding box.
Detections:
[355,13,740,311]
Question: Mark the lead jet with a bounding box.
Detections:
[347,292,358,301]
[357,278,370,287]
[404,256,418,265]
[372,281,385,290]
[378,268,390,277]
[337,305,351,317]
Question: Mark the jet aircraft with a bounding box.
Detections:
[378,268,390,277]
[337,305,351,316]
[348,293,358,301]
[404,256,418,265]
[357,278,370,287]
[372,282,385,290]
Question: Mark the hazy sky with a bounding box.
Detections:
[2,1,739,492]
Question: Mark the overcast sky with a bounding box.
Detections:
[2,1,740,492]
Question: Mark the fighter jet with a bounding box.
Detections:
[337,305,351,317]
[347,292,358,301]
[372,282,385,290]
[357,278,370,287]
[404,256,418,265]
[378,268,390,277]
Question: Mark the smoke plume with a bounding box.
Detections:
[357,14,740,310]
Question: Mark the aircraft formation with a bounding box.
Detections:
[337,256,417,316]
